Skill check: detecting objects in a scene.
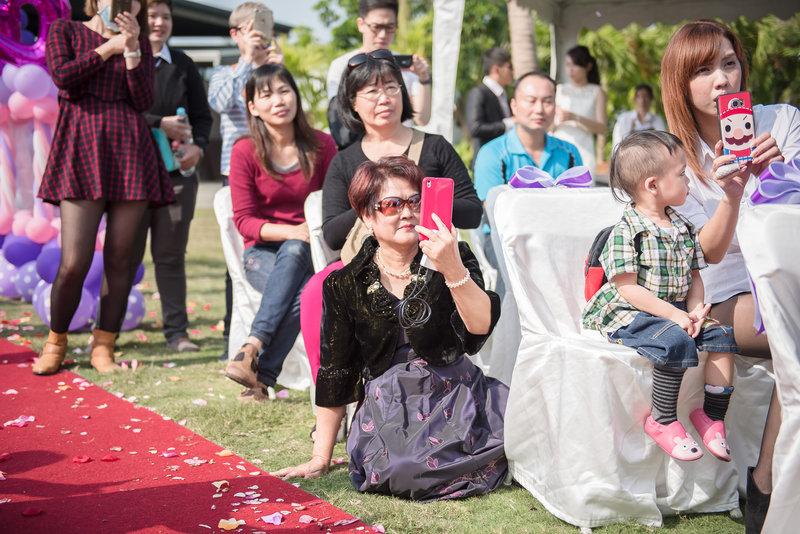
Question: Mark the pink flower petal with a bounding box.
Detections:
[22,507,43,516]
[72,456,92,463]
[100,455,119,462]
[260,512,282,525]
[275,389,289,398]
[0,452,11,462]
[372,525,386,533]
[298,514,316,524]
[192,399,207,406]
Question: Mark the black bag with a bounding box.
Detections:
[327,96,362,151]
[584,226,642,301]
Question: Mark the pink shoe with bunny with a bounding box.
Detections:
[690,409,731,462]
[645,416,704,461]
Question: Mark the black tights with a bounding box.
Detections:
[50,199,148,333]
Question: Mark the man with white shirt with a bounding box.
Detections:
[466,47,515,169]
[326,0,431,148]
[611,84,667,151]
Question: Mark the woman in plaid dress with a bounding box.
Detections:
[33,0,174,376]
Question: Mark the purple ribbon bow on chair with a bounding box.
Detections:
[750,159,800,205]
[508,165,592,189]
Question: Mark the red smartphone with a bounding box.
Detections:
[717,91,755,163]
[419,177,454,241]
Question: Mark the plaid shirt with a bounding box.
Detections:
[582,205,706,335]
[208,60,254,176]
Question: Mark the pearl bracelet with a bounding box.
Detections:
[445,269,470,289]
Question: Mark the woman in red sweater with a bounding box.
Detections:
[225,64,337,402]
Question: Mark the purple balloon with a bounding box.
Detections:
[0,77,11,105]
[3,233,43,267]
[34,283,96,331]
[32,279,48,311]
[0,255,20,298]
[43,237,60,251]
[1,64,18,92]
[120,288,146,331]
[84,251,104,295]
[15,64,50,100]
[134,263,145,285]
[0,233,5,249]
[14,260,40,302]
[36,245,61,283]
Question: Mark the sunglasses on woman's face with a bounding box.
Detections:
[347,49,396,71]
[373,193,421,216]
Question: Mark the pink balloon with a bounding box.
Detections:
[11,210,33,236]
[0,103,9,124]
[0,209,13,235]
[25,216,58,244]
[15,64,51,100]
[33,97,58,124]
[8,92,34,120]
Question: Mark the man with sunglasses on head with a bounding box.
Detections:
[326,0,431,149]
[208,2,283,361]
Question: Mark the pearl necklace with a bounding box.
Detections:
[375,247,412,279]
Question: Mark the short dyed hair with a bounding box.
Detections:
[337,54,414,134]
[358,0,398,17]
[609,130,684,203]
[349,155,423,218]
[482,47,511,75]
[661,20,749,183]
[229,2,268,28]
[84,0,150,36]
[512,71,556,98]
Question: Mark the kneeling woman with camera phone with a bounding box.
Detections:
[34,0,174,375]
[273,156,508,502]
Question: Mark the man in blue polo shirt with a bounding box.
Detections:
[474,71,582,201]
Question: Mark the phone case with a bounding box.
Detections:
[111,0,132,18]
[253,8,274,43]
[717,91,755,163]
[419,177,454,241]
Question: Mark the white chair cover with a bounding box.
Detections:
[213,186,311,391]
[304,190,340,273]
[494,187,772,528]
[738,205,800,533]
[482,185,520,385]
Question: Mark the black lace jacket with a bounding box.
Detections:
[315,236,501,407]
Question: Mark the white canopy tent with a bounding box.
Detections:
[427,0,798,141]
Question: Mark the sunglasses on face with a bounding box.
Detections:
[347,49,396,71]
[373,193,421,215]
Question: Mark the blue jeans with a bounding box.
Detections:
[243,240,312,386]
[608,302,739,368]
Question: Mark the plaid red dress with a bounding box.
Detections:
[38,19,175,207]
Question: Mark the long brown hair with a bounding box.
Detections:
[244,65,321,182]
[661,20,748,183]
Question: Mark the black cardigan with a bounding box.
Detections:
[315,236,501,407]
[144,46,212,153]
[321,133,483,250]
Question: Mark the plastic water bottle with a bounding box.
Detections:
[175,107,195,177]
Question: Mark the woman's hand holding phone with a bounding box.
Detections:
[415,214,463,280]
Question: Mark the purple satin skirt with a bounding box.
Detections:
[347,355,509,501]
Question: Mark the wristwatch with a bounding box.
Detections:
[123,48,142,58]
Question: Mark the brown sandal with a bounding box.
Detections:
[224,343,259,387]
[32,331,68,375]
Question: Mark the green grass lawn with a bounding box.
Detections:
[1,206,746,533]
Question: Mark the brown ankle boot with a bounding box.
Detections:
[90,329,119,373]
[32,331,68,375]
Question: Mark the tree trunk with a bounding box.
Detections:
[507,0,537,77]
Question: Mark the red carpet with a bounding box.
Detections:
[0,339,370,533]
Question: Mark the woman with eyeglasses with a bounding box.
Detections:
[297,49,481,420]
[273,156,508,501]
[223,64,337,403]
